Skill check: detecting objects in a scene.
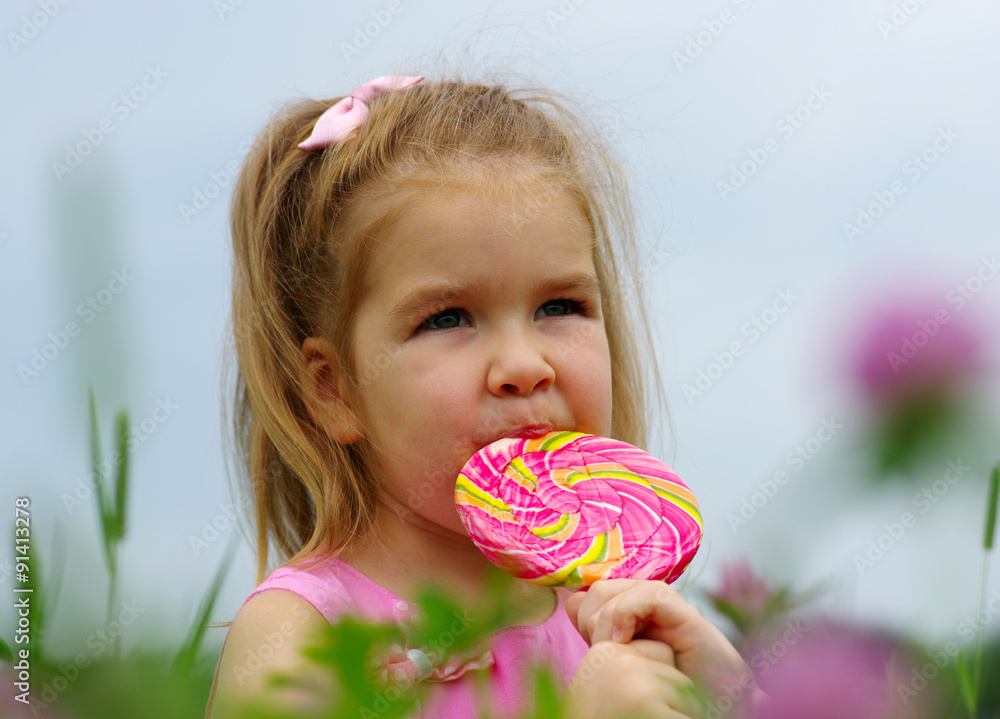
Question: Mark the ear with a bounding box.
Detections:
[300,336,365,445]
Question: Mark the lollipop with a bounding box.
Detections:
[455,431,702,590]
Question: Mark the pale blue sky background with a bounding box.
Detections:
[3,0,1000,658]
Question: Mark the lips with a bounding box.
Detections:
[500,424,555,440]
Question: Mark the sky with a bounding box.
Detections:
[2,0,1000,660]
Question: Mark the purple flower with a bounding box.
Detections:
[845,292,994,475]
[851,296,985,403]
[707,561,795,642]
[0,669,65,719]
[711,560,772,617]
[750,623,926,719]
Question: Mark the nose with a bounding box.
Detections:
[486,325,556,397]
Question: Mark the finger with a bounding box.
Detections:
[586,583,684,645]
[652,664,705,718]
[597,583,704,651]
[564,589,587,632]
[618,638,675,666]
[574,579,643,643]
[611,589,751,697]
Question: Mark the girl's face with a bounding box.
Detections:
[346,182,613,537]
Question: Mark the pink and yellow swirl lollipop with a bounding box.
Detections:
[455,431,702,590]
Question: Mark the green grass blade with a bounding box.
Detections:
[171,533,239,677]
[525,664,563,719]
[88,387,114,570]
[88,385,103,477]
[44,523,67,645]
[956,651,977,716]
[21,528,46,665]
[113,410,130,541]
[984,463,999,551]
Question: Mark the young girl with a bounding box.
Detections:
[207,73,755,719]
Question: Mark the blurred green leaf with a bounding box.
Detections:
[22,529,46,664]
[870,393,959,477]
[172,533,238,679]
[0,633,12,664]
[984,463,999,551]
[293,617,417,719]
[47,650,217,719]
[113,410,130,542]
[521,664,564,719]
[88,385,114,574]
[45,524,67,641]
[957,651,976,716]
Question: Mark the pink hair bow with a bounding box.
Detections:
[298,75,424,150]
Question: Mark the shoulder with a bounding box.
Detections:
[248,555,375,623]
[228,588,328,652]
[208,589,336,718]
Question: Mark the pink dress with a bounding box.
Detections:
[213,556,590,718]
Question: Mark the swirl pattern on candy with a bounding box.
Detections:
[455,431,702,590]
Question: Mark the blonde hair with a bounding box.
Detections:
[222,75,668,583]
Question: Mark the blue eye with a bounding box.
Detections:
[537,299,588,318]
[417,307,467,332]
[415,298,591,334]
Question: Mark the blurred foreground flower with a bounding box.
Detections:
[0,670,52,719]
[748,623,932,719]
[848,294,991,475]
[706,560,814,644]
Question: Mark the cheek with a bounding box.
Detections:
[565,330,613,430]
[365,351,478,446]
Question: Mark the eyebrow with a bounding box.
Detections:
[388,271,602,325]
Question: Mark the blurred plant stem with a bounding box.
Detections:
[87,386,130,660]
[957,462,999,718]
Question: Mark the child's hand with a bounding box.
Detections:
[563,639,702,719]
[565,579,756,708]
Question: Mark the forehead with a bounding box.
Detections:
[367,184,596,292]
